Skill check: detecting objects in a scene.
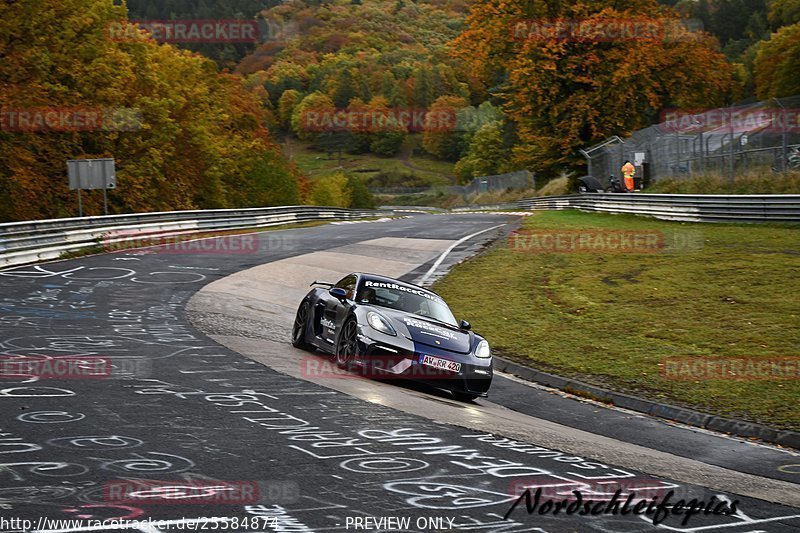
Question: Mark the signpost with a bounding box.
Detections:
[67,158,116,217]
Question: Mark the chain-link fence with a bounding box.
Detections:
[582,95,800,187]
[460,169,535,195]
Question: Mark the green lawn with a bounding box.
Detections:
[434,211,800,430]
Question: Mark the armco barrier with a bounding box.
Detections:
[515,193,800,223]
[3,195,797,269]
[0,206,389,269]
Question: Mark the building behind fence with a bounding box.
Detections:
[582,95,800,186]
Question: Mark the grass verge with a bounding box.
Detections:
[434,210,800,430]
[646,170,800,194]
[284,137,455,185]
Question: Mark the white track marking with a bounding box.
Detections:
[418,224,506,285]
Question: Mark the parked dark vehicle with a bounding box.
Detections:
[578,175,629,193]
[577,176,605,193]
[773,146,800,172]
[605,174,630,193]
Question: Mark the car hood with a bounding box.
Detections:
[376,308,471,354]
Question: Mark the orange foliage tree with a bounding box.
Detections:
[0,0,300,221]
[452,0,735,175]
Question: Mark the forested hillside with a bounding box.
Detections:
[125,0,281,69]
[239,0,479,167]
[0,0,302,221]
[668,0,800,98]
[2,0,798,220]
[246,0,737,179]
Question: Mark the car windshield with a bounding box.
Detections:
[357,279,457,326]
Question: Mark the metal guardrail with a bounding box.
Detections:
[0,206,389,269]
[2,195,796,269]
[450,203,520,212]
[515,194,800,223]
[378,205,447,213]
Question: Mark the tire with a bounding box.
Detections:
[335,318,359,370]
[291,301,315,351]
[452,391,479,403]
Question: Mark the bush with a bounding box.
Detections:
[367,170,431,189]
[370,131,407,156]
[233,150,301,207]
[310,173,351,207]
[310,172,377,208]
[347,175,376,208]
[536,177,571,196]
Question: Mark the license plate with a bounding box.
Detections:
[420,354,461,373]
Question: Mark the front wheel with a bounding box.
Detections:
[291,301,315,351]
[335,318,359,369]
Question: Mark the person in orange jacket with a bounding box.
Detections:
[621,160,636,192]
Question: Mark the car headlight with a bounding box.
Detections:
[475,340,491,358]
[367,312,396,336]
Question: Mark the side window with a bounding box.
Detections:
[335,275,357,300]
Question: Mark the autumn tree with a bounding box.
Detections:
[333,69,358,108]
[346,175,376,208]
[0,0,300,221]
[343,97,373,153]
[769,0,800,29]
[366,96,408,157]
[454,121,510,181]
[291,92,336,141]
[229,150,301,208]
[310,172,351,207]
[278,89,302,130]
[754,22,800,98]
[422,96,469,160]
[452,0,734,175]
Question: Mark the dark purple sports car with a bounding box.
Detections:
[291,273,493,401]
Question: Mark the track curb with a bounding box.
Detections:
[494,356,800,450]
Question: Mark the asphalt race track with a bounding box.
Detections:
[0,213,798,533]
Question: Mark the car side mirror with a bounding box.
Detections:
[330,287,348,300]
[459,319,471,331]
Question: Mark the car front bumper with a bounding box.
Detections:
[355,333,493,397]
